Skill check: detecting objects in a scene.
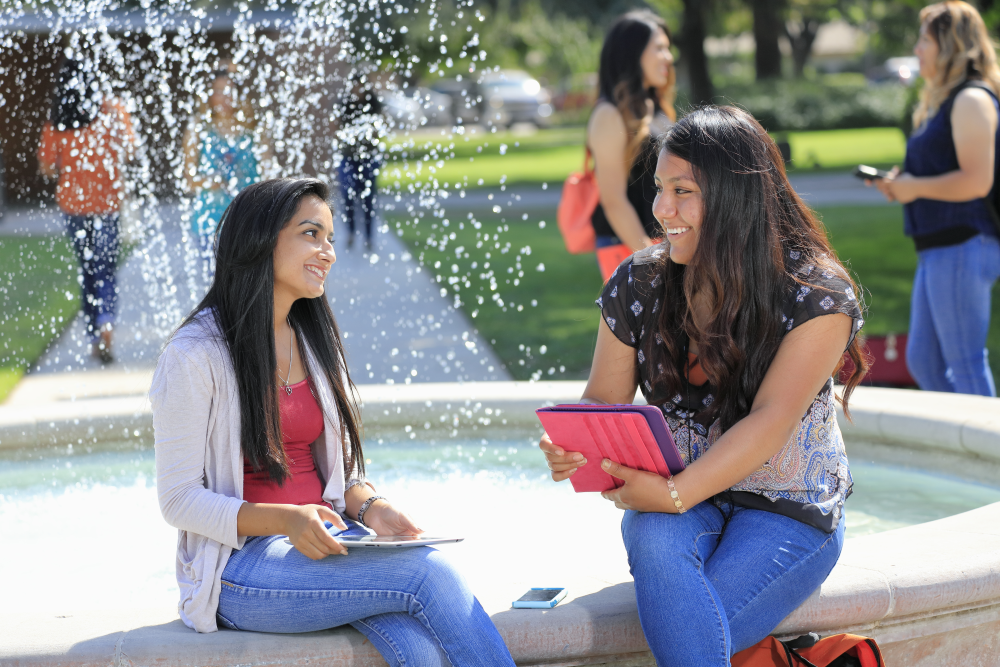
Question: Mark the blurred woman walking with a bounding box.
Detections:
[335,72,386,252]
[871,1,1000,396]
[38,58,135,363]
[182,66,264,277]
[588,10,676,281]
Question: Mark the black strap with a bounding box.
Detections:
[865,638,884,667]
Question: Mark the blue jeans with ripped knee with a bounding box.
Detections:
[621,503,845,666]
[217,519,514,667]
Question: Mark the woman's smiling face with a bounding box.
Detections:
[273,195,336,302]
[652,150,703,265]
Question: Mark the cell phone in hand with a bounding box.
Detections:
[512,587,567,609]
[854,164,890,180]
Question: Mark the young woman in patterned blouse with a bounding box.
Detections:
[539,106,869,665]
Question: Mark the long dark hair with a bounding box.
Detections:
[51,59,102,131]
[648,106,868,430]
[182,178,364,484]
[597,10,677,165]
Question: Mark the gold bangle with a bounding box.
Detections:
[666,477,686,514]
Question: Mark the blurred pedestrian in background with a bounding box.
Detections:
[182,65,263,276]
[335,72,386,252]
[38,57,135,364]
[588,10,676,281]
[870,1,1000,396]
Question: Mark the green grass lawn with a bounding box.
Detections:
[0,235,81,402]
[382,127,586,190]
[787,127,906,171]
[379,126,908,191]
[394,202,1000,389]
[390,207,604,380]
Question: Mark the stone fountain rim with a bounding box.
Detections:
[2,381,999,666]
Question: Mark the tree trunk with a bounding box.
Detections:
[750,0,783,80]
[786,18,821,78]
[679,0,714,105]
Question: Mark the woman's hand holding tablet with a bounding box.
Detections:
[598,458,679,512]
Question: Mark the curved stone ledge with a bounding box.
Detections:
[3,383,1000,666]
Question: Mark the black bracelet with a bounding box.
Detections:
[357,495,386,528]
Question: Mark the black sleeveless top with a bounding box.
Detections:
[591,135,662,240]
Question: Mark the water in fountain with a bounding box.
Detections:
[0,0,547,385]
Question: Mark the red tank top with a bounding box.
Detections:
[243,377,327,506]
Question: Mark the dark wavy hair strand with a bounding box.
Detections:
[51,58,102,131]
[182,178,364,485]
[648,106,869,430]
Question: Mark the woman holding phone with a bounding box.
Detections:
[870,1,1000,396]
[151,178,514,666]
[539,107,868,665]
[588,10,676,281]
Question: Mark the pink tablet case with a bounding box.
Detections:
[536,405,686,493]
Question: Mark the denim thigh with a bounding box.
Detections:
[65,213,120,333]
[621,504,844,665]
[908,234,1000,396]
[217,521,514,667]
[705,508,845,653]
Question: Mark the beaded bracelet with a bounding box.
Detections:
[357,495,386,528]
[666,477,686,514]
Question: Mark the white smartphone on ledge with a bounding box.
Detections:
[512,588,567,609]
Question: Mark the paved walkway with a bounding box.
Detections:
[1,199,508,384]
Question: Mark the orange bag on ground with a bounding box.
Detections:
[557,148,599,254]
[732,633,883,667]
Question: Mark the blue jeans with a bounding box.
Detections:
[217,520,514,667]
[907,234,1000,396]
[622,504,845,666]
[65,213,120,341]
[339,156,380,242]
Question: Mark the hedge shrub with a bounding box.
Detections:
[706,79,909,132]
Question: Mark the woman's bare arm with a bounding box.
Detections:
[588,102,655,251]
[601,313,852,512]
[663,313,853,510]
[236,502,348,559]
[877,87,998,203]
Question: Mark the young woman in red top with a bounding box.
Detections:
[152,178,514,664]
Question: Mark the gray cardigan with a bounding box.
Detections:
[150,312,351,632]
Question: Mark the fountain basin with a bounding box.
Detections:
[2,382,999,666]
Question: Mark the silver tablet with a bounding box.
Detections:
[284,535,464,548]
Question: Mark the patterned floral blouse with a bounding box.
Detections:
[597,245,865,532]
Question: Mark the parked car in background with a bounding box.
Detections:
[431,70,552,129]
[480,70,552,128]
[382,86,454,130]
[868,56,920,85]
[415,87,453,127]
[429,78,481,125]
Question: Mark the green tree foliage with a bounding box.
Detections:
[475,0,604,83]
